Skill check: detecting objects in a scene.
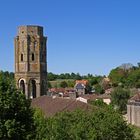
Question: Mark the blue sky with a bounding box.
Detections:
[0,0,140,75]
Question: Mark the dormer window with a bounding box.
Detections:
[21,54,23,61]
[32,53,35,61]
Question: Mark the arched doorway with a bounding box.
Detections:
[29,79,36,99]
[20,80,25,94]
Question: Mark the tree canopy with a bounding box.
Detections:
[0,72,35,140]
[109,63,140,88]
[41,108,134,140]
[111,87,130,113]
[0,70,136,139]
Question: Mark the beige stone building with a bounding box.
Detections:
[15,25,47,98]
[127,93,140,127]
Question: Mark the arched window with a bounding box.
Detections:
[20,80,25,94]
[32,53,35,61]
[29,80,36,99]
[21,54,23,61]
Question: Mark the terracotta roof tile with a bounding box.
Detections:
[76,80,89,86]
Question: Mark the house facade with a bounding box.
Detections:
[74,80,89,95]
[127,93,140,127]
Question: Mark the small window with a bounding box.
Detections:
[32,53,35,61]
[21,54,23,61]
[22,31,24,34]
[34,41,37,47]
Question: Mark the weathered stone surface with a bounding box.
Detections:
[127,93,140,127]
[15,25,47,98]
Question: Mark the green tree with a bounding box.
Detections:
[47,72,57,81]
[90,107,134,140]
[59,73,66,79]
[67,80,75,87]
[0,71,14,84]
[33,109,48,140]
[60,81,68,88]
[75,73,82,80]
[0,74,35,140]
[109,67,126,87]
[89,78,98,86]
[45,108,134,140]
[126,69,140,88]
[47,81,52,89]
[90,99,107,108]
[111,87,130,113]
[94,84,105,94]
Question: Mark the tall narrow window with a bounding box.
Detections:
[21,54,23,61]
[34,41,37,47]
[32,53,35,61]
[20,80,25,94]
[29,80,36,98]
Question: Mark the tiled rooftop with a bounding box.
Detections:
[31,95,92,117]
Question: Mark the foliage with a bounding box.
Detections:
[32,102,134,140]
[111,87,130,113]
[131,125,140,140]
[47,72,58,81]
[88,76,102,88]
[0,70,136,139]
[47,72,82,81]
[0,73,35,140]
[126,69,140,88]
[94,84,105,94]
[86,83,92,93]
[44,108,134,140]
[109,67,126,87]
[48,72,104,90]
[109,63,140,88]
[33,109,48,140]
[67,80,75,87]
[89,99,107,108]
[47,81,52,89]
[0,71,14,84]
[48,72,103,82]
[119,63,133,71]
[60,81,68,88]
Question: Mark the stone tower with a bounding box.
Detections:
[15,25,47,98]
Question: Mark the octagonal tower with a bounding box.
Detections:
[14,25,47,98]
